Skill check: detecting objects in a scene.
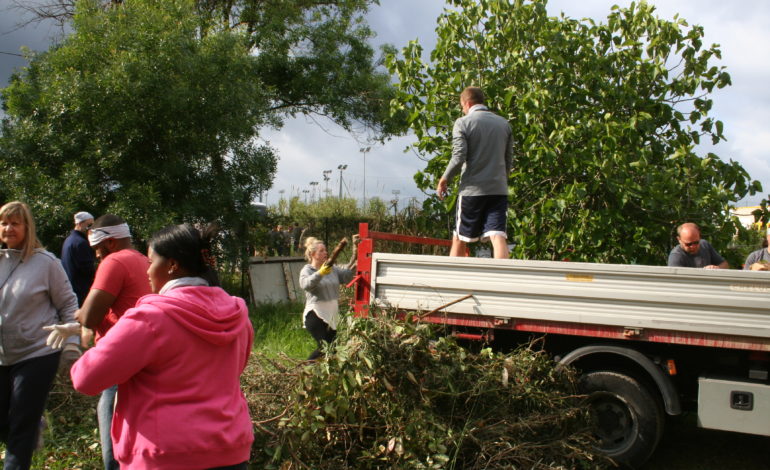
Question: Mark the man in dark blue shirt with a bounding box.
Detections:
[61,211,96,305]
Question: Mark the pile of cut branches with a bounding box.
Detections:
[247,312,610,469]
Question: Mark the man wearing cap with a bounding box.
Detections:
[61,211,96,306]
[75,214,151,470]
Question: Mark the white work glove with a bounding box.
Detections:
[42,322,82,350]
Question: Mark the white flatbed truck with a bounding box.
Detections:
[351,223,770,468]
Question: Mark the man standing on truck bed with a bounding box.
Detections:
[667,222,728,269]
[436,86,513,259]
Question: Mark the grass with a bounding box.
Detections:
[249,301,315,359]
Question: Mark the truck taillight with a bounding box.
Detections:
[666,359,677,376]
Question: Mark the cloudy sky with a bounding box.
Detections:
[1,0,768,208]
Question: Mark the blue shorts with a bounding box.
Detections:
[454,195,508,242]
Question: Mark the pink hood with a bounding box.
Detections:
[136,286,249,346]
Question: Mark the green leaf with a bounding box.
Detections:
[387,0,749,266]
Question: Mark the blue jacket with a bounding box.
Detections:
[61,229,96,305]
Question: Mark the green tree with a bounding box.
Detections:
[388,0,761,265]
[197,0,398,135]
[0,0,394,255]
[10,0,397,135]
[1,0,276,247]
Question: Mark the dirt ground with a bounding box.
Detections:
[641,413,770,470]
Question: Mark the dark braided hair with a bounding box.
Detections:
[149,223,220,287]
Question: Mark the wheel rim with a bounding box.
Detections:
[588,391,637,455]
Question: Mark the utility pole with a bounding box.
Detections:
[337,164,347,198]
[360,147,370,210]
[391,189,400,216]
[323,170,332,199]
[278,189,286,215]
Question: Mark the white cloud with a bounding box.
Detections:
[729,115,770,188]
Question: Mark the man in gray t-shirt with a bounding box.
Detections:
[667,222,728,269]
[743,231,770,269]
[436,86,513,259]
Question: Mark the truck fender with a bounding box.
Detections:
[557,345,681,415]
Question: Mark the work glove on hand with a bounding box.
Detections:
[318,263,332,276]
[42,322,82,350]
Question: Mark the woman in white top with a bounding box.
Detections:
[298,235,358,360]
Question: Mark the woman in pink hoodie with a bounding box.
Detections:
[71,224,254,470]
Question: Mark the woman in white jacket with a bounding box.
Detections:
[0,201,78,470]
[299,235,358,360]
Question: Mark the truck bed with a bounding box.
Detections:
[368,253,770,346]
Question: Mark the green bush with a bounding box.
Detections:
[259,313,608,469]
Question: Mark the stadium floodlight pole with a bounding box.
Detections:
[337,164,347,198]
[309,181,319,203]
[360,147,370,210]
[323,170,332,198]
[391,189,400,216]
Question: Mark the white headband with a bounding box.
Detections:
[88,223,131,246]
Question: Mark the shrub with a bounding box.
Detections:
[253,313,608,469]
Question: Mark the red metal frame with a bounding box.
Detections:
[352,223,770,352]
[352,223,452,317]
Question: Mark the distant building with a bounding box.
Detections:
[730,206,765,229]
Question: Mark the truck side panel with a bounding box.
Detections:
[369,253,770,346]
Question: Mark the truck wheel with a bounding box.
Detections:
[579,371,664,469]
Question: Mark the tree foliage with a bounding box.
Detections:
[1,0,394,255]
[10,0,396,134]
[1,0,276,246]
[388,0,761,265]
[267,195,450,258]
[197,0,397,135]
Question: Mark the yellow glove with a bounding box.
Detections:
[318,263,332,276]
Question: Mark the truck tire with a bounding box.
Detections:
[579,370,664,469]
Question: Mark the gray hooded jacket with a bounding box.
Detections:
[0,248,78,364]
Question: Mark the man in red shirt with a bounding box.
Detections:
[75,214,151,470]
